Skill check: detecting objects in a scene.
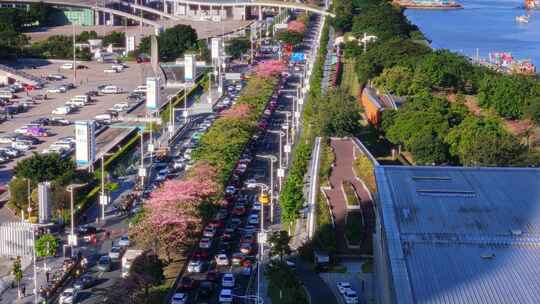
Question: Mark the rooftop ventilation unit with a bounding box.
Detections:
[481,253,495,259]
[511,229,523,236]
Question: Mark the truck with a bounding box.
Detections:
[121,249,144,278]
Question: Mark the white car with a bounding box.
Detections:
[14,127,28,134]
[60,63,73,70]
[252,202,261,211]
[100,86,123,94]
[199,237,212,249]
[133,85,147,93]
[118,235,130,247]
[52,106,71,115]
[11,142,31,151]
[104,68,119,73]
[219,288,233,303]
[48,86,67,93]
[225,186,236,195]
[111,64,126,71]
[244,179,258,189]
[173,160,184,170]
[203,226,216,238]
[337,282,353,295]
[187,260,203,273]
[215,254,229,266]
[59,287,78,304]
[170,292,188,304]
[109,246,122,260]
[221,273,235,287]
[343,288,359,304]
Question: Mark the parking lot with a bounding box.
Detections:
[0,60,163,185]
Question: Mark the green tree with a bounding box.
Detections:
[139,25,198,61]
[445,116,525,166]
[13,153,75,183]
[197,40,211,62]
[524,97,540,124]
[225,37,250,59]
[276,30,304,46]
[332,0,353,31]
[35,234,58,271]
[269,230,291,262]
[414,50,474,92]
[409,131,448,165]
[8,178,31,214]
[76,30,98,43]
[28,2,57,26]
[128,252,164,302]
[12,256,23,299]
[372,65,415,96]
[102,31,125,47]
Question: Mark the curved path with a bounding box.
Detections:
[323,138,374,254]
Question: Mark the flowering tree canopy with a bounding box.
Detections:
[288,20,306,34]
[221,104,253,120]
[255,60,285,78]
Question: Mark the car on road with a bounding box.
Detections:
[180,277,197,290]
[225,185,236,195]
[208,219,224,229]
[97,255,112,272]
[337,282,353,294]
[240,243,253,255]
[248,214,259,225]
[343,288,359,304]
[187,260,204,273]
[199,237,212,249]
[232,253,245,266]
[59,287,78,304]
[170,292,188,304]
[219,288,233,303]
[118,235,130,247]
[252,202,261,211]
[48,86,67,93]
[233,205,246,216]
[203,226,216,238]
[73,275,96,290]
[199,280,215,298]
[244,179,258,189]
[109,246,122,261]
[215,254,229,266]
[221,273,235,288]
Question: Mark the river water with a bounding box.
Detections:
[405,0,540,66]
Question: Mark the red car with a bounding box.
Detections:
[206,269,219,282]
[208,219,224,229]
[233,206,246,216]
[192,250,209,260]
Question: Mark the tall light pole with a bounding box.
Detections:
[254,183,268,304]
[99,153,112,222]
[67,183,86,252]
[257,154,277,223]
[267,130,285,191]
[139,129,145,188]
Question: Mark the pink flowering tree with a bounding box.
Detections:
[287,20,306,34]
[255,60,285,78]
[221,104,253,120]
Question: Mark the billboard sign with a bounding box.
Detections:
[75,120,96,167]
[211,38,221,60]
[184,54,196,81]
[146,77,160,110]
[126,36,135,53]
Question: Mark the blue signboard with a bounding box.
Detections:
[290,52,305,62]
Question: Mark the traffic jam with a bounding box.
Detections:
[169,15,321,304]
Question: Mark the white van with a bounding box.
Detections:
[100,86,122,94]
[52,106,72,115]
[11,141,31,151]
[0,91,14,99]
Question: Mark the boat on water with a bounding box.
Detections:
[516,15,529,23]
[525,0,540,9]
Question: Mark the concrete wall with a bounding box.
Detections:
[374,195,397,304]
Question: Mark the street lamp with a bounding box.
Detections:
[256,154,277,223]
[267,130,285,190]
[66,183,87,250]
[99,153,113,222]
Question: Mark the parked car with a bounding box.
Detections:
[199,237,212,249]
[109,246,122,261]
[337,282,353,294]
[180,277,197,290]
[215,254,229,266]
[203,226,216,238]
